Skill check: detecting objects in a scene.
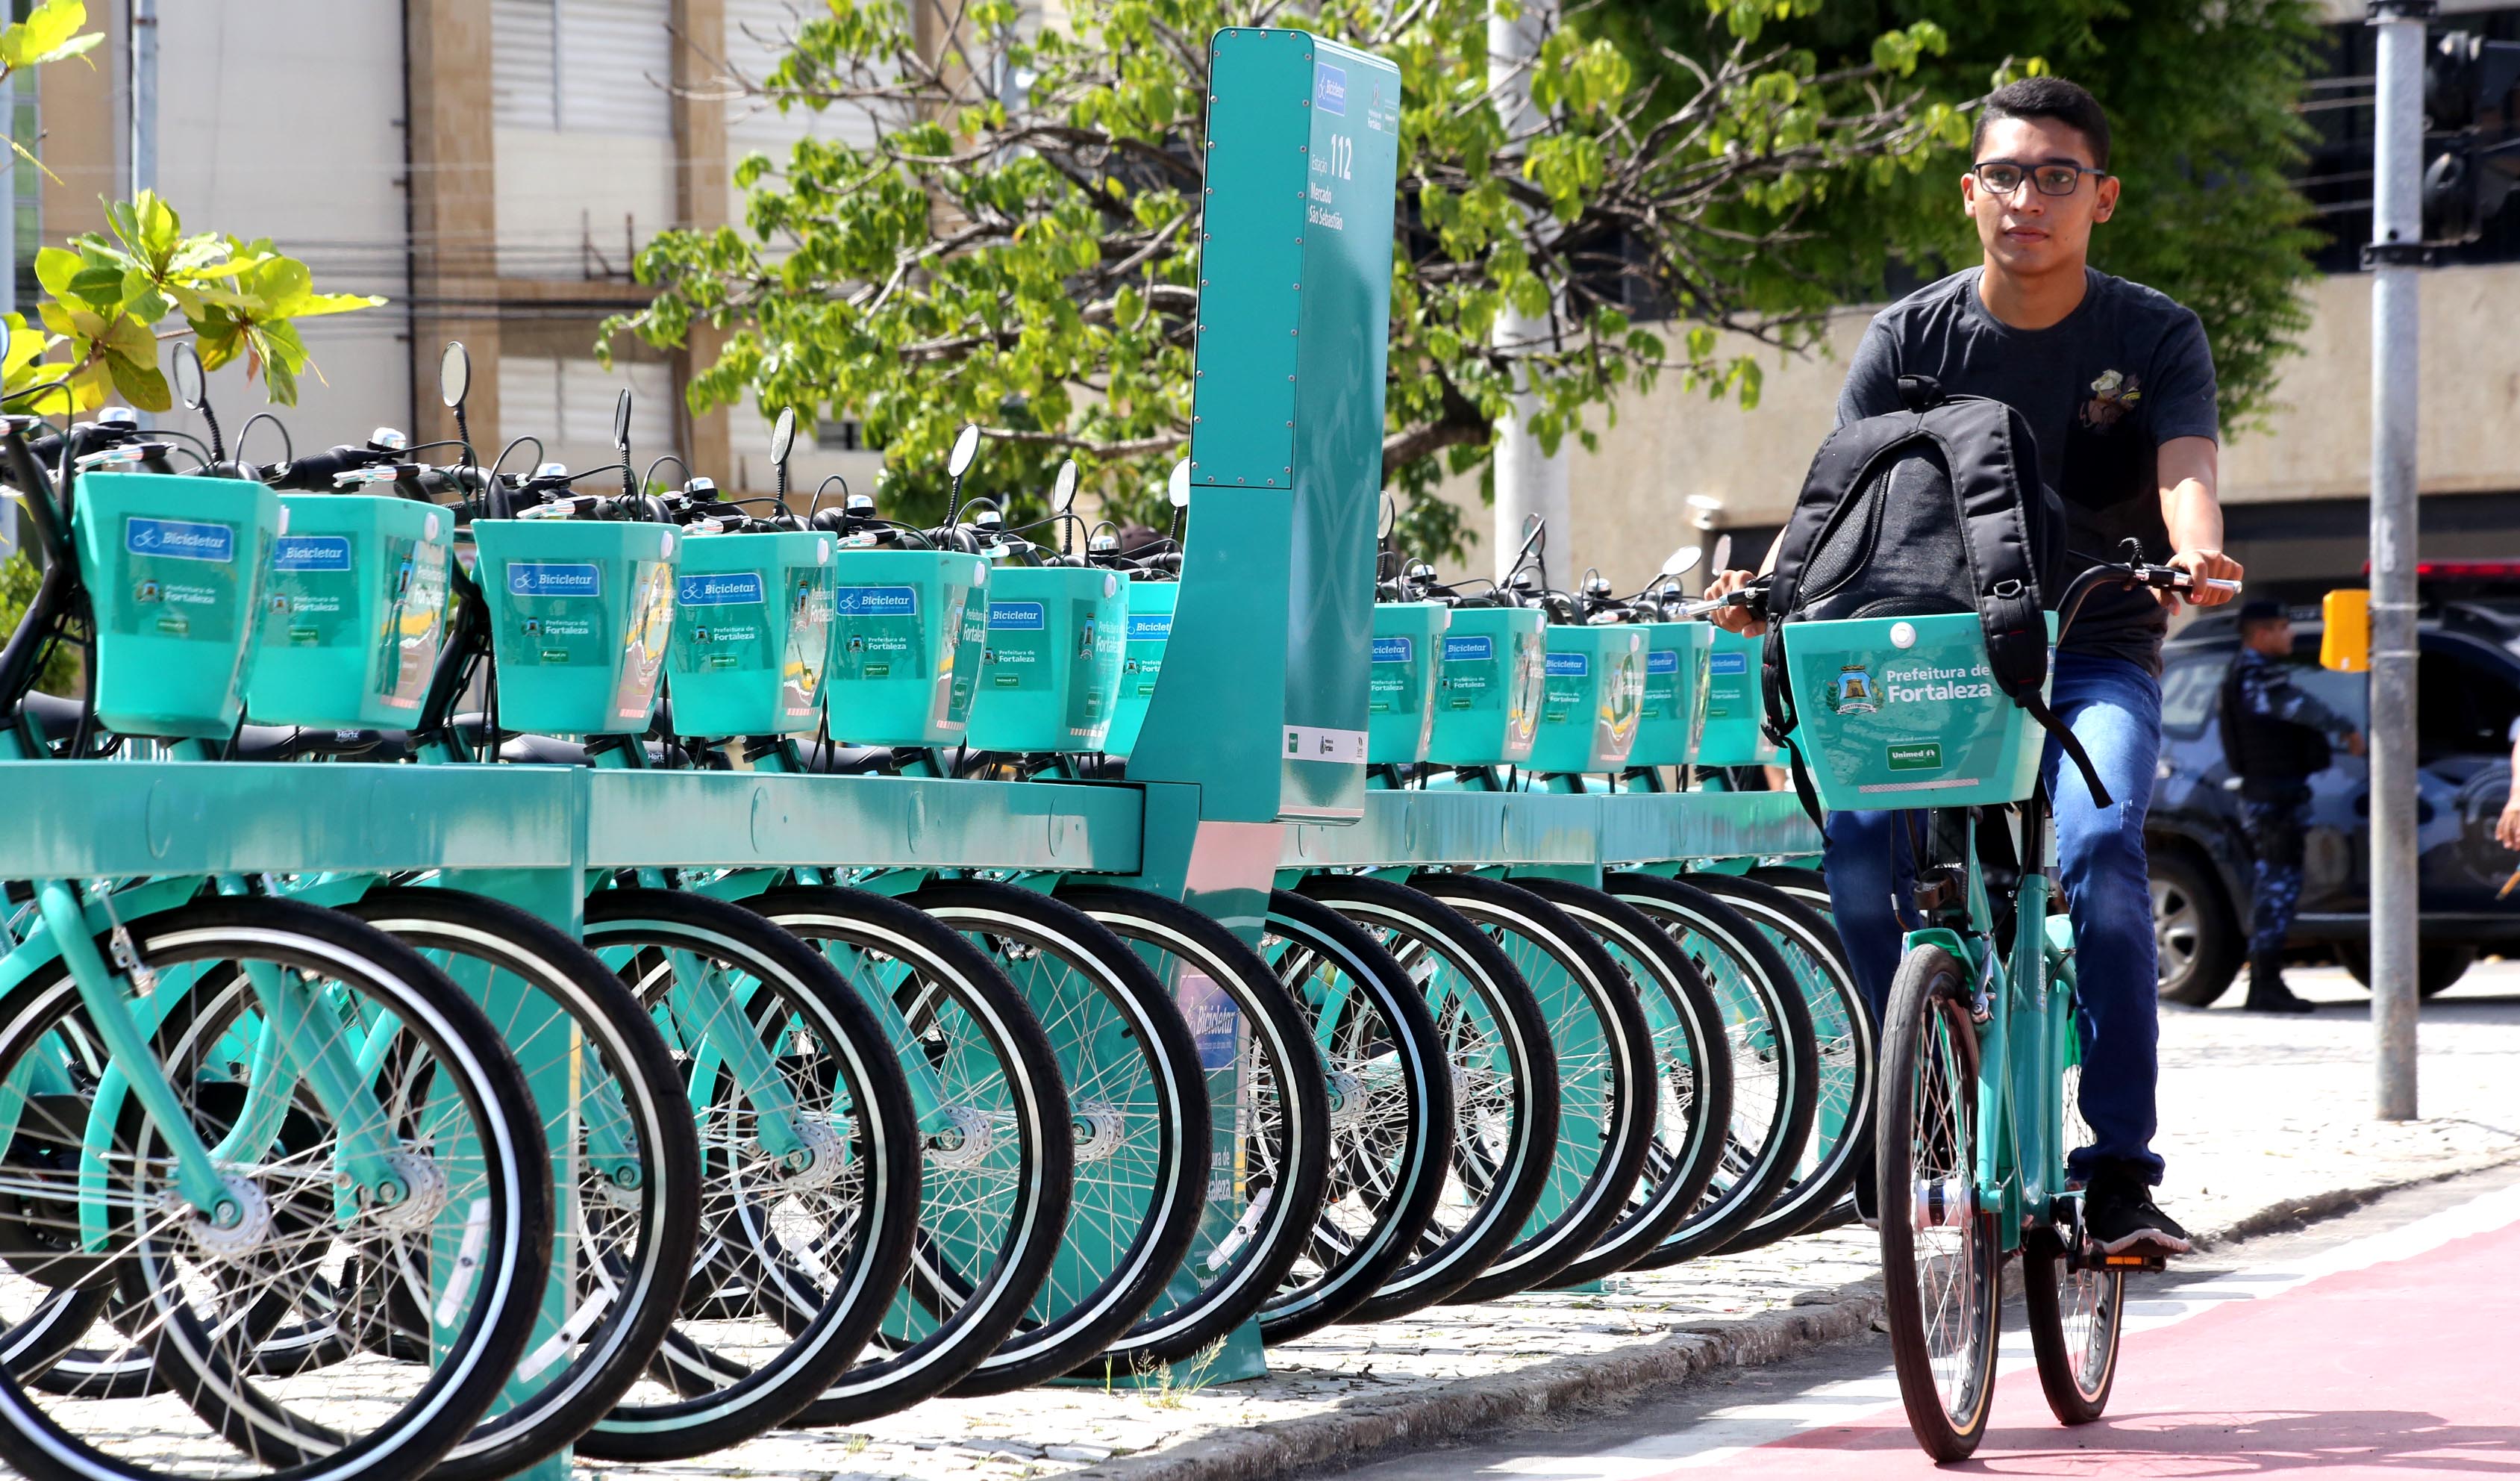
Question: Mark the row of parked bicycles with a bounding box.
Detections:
[0,342,1866,1481]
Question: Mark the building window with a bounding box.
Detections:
[492,0,673,138]
[815,418,879,452]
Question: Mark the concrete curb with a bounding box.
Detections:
[1072,1279,1885,1481]
[1078,1150,2520,1481]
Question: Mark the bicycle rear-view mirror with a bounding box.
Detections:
[1166,460,1191,509]
[948,424,982,478]
[1053,458,1078,514]
[171,341,206,411]
[612,389,634,454]
[439,342,470,411]
[770,407,796,467]
[1711,533,1733,574]
[1660,545,1700,578]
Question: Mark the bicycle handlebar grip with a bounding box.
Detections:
[268,446,372,490]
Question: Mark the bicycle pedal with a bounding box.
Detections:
[2089,1248,2167,1273]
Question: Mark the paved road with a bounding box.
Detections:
[1308,1162,2520,1480]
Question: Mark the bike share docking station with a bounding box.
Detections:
[0,27,1819,1471]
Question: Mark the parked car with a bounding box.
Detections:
[2145,593,2520,1005]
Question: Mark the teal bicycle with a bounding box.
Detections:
[1750,551,2235,1461]
[0,405,557,1481]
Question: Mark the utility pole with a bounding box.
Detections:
[1488,0,1567,582]
[2366,0,2429,1122]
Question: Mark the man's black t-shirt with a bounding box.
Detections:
[1835,267,2220,673]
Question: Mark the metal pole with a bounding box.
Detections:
[1,68,16,318]
[1488,0,1568,583]
[2366,0,2429,1121]
[128,0,155,198]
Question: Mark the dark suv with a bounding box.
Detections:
[2146,596,2520,1005]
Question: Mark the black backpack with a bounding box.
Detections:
[1757,376,2110,814]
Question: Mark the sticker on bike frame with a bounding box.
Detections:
[1372,635,1413,664]
[270,534,352,572]
[677,572,766,605]
[1128,613,1174,641]
[507,561,601,598]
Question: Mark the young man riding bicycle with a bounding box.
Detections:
[1705,75,2239,1261]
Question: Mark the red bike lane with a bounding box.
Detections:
[1715,1209,2520,1477]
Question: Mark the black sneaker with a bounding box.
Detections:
[2083,1175,2192,1257]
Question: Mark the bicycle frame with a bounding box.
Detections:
[1898,799,2080,1256]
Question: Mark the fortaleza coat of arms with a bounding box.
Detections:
[1822,663,1878,716]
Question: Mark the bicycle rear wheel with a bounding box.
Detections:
[1292,874,1554,1320]
[2025,1052,2122,1424]
[909,881,1209,1394]
[1603,874,1816,1267]
[1690,874,1873,1252]
[1410,875,1654,1303]
[1876,943,2001,1462]
[0,894,551,1481]
[1058,885,1331,1370]
[1253,891,1451,1342]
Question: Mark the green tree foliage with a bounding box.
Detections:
[0,0,379,694]
[1590,0,2322,431]
[611,0,1975,554]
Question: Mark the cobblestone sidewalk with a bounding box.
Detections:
[583,963,2520,1481]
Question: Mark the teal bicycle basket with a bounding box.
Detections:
[75,471,283,738]
[1525,624,1647,773]
[1366,602,1448,764]
[666,529,835,738]
[1425,606,1546,767]
[246,494,454,729]
[471,519,680,737]
[1627,620,1713,769]
[1695,627,1784,767]
[824,548,991,746]
[1101,579,1178,758]
[964,566,1128,752]
[1780,611,2054,810]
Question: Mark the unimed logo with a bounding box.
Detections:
[1886,741,1943,771]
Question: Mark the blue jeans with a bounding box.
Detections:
[1823,652,2166,1185]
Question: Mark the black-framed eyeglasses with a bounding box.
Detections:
[1971,159,2107,197]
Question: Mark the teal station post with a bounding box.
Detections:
[1122,26,1402,1381]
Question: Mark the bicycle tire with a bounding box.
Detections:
[575,888,920,1459]
[1690,874,1875,1253]
[747,885,1072,1427]
[1253,890,1451,1342]
[1514,879,1732,1288]
[0,894,551,1481]
[1877,943,2001,1462]
[1601,873,1817,1267]
[1405,874,1654,1302]
[1058,885,1333,1369]
[1292,873,1555,1320]
[909,880,1210,1394]
[2025,1039,2123,1424]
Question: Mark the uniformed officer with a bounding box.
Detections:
[2219,600,2363,1012]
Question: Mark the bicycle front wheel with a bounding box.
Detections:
[578,888,920,1459]
[1876,943,2001,1463]
[1410,874,1654,1303]
[1292,873,1555,1321]
[1691,874,1873,1252]
[910,881,1209,1394]
[1059,885,1332,1369]
[0,894,551,1481]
